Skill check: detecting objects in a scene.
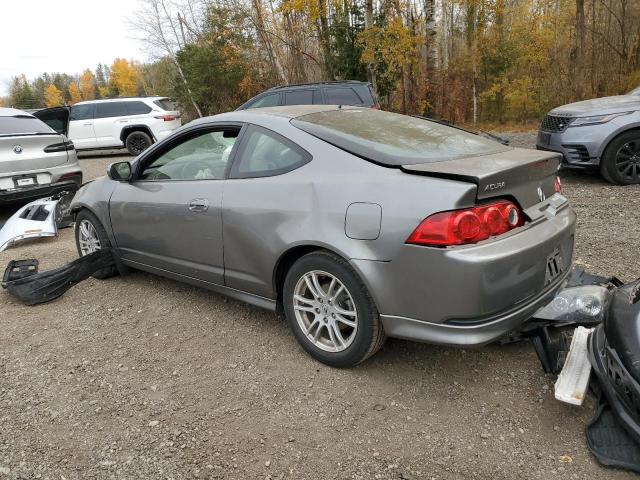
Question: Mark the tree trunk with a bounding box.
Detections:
[364,0,378,94]
[317,0,333,79]
[423,0,436,115]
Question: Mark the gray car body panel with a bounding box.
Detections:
[537,92,640,167]
[71,106,576,346]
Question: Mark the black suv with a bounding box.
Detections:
[237,81,379,110]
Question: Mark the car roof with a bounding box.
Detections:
[0,107,35,118]
[192,105,357,126]
[267,81,369,91]
[75,96,166,105]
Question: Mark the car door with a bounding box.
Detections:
[93,101,129,147]
[222,124,312,297]
[108,124,243,284]
[67,104,97,149]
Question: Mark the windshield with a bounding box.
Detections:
[291,108,511,165]
[0,116,55,136]
[628,86,640,96]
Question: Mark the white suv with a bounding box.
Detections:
[68,97,182,156]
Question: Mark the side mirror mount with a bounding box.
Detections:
[107,161,132,182]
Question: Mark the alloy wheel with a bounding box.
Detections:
[78,219,101,255]
[293,270,358,353]
[615,140,640,182]
[130,136,149,155]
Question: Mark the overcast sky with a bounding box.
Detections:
[0,0,146,95]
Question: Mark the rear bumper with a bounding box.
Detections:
[351,196,576,346]
[0,179,81,205]
[379,271,569,345]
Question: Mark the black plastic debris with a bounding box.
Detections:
[3,259,39,283]
[586,400,640,474]
[1,249,115,305]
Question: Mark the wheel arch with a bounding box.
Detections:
[120,124,155,143]
[272,244,350,311]
[598,124,640,159]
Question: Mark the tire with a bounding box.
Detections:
[283,251,385,367]
[74,209,118,279]
[600,131,640,185]
[125,130,152,156]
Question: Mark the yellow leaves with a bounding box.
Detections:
[358,18,417,69]
[79,69,96,100]
[43,84,63,107]
[109,58,140,96]
[68,83,83,104]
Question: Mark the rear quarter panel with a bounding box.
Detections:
[221,116,478,298]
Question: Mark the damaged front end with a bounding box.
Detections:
[0,189,76,252]
[585,280,640,471]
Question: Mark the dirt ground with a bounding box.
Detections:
[1,139,639,479]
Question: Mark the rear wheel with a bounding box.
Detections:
[600,131,640,185]
[125,131,152,156]
[74,210,118,279]
[283,251,385,367]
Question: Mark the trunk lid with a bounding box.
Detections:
[0,134,68,174]
[33,107,70,136]
[400,148,560,209]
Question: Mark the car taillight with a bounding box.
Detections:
[406,201,524,247]
[554,176,562,193]
[59,172,83,184]
[154,114,179,121]
[44,140,75,153]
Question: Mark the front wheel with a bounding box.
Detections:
[125,131,152,156]
[74,210,118,279]
[601,131,640,185]
[283,251,385,367]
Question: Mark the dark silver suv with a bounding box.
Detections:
[237,81,379,110]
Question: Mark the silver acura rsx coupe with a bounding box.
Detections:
[71,105,575,367]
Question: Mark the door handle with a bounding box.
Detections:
[188,198,209,212]
[83,123,93,126]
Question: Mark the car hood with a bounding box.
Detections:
[550,95,640,116]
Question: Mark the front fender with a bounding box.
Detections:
[70,176,118,245]
[596,115,640,158]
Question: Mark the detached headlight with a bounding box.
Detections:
[533,285,612,324]
[569,111,634,127]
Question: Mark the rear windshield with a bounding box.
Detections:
[0,116,54,136]
[291,108,511,165]
[153,98,176,111]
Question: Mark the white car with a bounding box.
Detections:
[67,97,182,156]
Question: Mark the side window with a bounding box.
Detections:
[284,89,314,106]
[127,101,152,115]
[312,89,322,104]
[95,102,130,119]
[139,128,240,181]
[324,87,363,105]
[230,125,311,179]
[70,104,93,121]
[249,93,280,109]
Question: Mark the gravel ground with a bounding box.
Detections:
[1,136,639,480]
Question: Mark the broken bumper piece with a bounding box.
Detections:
[2,249,115,305]
[0,188,77,252]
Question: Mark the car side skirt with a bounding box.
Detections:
[122,259,277,311]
